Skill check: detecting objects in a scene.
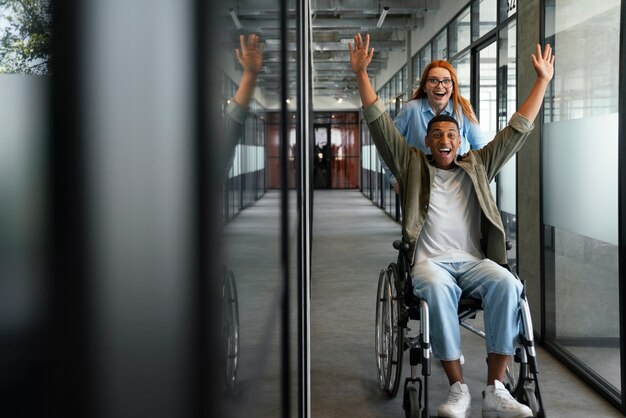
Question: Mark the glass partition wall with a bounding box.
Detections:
[542,0,623,410]
[497,21,517,270]
[218,0,307,416]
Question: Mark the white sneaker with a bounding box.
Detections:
[482,380,533,418]
[437,381,471,418]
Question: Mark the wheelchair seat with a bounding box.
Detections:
[393,240,484,322]
[406,292,482,321]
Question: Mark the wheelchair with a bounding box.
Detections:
[375,240,545,418]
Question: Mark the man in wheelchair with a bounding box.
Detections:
[349,33,554,418]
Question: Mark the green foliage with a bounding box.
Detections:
[0,0,52,75]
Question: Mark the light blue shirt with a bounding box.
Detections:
[383,98,487,184]
[394,98,487,154]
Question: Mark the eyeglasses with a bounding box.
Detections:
[426,78,453,87]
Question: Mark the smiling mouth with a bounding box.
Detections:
[434,92,446,98]
[439,147,451,156]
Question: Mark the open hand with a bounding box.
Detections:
[348,33,374,74]
[531,43,554,82]
[236,34,263,74]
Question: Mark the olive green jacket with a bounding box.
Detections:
[363,99,534,266]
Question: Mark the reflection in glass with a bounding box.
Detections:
[0,2,51,414]
[411,54,421,91]
[0,73,49,417]
[361,118,384,214]
[217,0,294,416]
[432,29,447,60]
[478,42,497,138]
[401,65,408,107]
[543,0,621,394]
[496,21,517,270]
[449,6,471,57]
[0,0,52,75]
[418,44,432,85]
[221,76,267,222]
[452,51,471,103]
[477,41,497,215]
[475,0,497,39]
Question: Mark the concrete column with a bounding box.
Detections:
[516,0,543,335]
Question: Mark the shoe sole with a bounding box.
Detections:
[482,412,533,418]
[436,412,471,418]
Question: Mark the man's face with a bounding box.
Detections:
[425,121,461,170]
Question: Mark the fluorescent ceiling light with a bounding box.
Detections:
[376,7,389,28]
[229,9,242,29]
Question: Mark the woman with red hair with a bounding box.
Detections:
[387,60,486,192]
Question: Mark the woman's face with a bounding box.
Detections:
[424,67,453,110]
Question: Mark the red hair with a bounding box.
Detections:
[411,60,478,125]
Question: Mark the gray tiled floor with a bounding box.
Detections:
[311,190,623,418]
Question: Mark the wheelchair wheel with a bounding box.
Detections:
[404,386,420,418]
[385,263,404,398]
[221,267,240,391]
[375,264,403,398]
[375,269,391,391]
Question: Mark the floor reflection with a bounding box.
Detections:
[220,190,284,417]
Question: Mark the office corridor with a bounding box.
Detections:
[310,190,620,418]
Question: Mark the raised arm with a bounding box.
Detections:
[348,33,415,187]
[517,43,555,122]
[222,34,263,175]
[233,34,263,108]
[348,33,377,107]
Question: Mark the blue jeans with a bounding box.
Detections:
[411,259,522,361]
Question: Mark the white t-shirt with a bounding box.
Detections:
[414,167,484,264]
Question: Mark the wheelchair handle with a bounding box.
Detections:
[393,240,411,253]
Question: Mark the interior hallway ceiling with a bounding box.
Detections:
[219,0,442,108]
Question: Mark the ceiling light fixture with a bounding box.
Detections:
[377,6,389,28]
[229,9,242,29]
